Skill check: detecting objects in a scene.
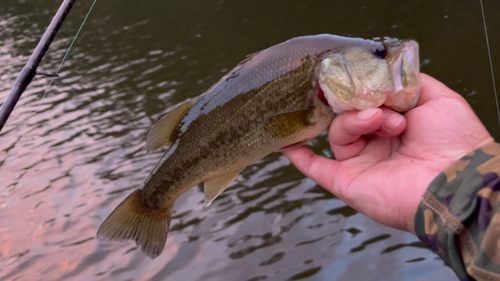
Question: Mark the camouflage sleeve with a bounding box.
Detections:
[414,142,500,280]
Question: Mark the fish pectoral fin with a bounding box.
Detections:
[96,189,174,259]
[146,99,193,152]
[204,171,243,206]
[265,108,316,138]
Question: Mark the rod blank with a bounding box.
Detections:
[0,0,77,133]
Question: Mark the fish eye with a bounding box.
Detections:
[372,43,387,59]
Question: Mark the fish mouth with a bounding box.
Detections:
[392,40,420,92]
[384,40,421,112]
[318,38,422,113]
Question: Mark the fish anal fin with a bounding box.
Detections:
[265,108,315,138]
[146,100,193,152]
[96,190,173,259]
[204,171,242,206]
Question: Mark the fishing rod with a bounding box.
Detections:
[0,0,77,133]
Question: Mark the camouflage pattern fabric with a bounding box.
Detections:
[415,142,500,281]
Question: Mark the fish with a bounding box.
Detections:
[97,34,421,259]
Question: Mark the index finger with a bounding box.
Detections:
[329,108,383,146]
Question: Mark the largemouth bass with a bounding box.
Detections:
[97,34,420,259]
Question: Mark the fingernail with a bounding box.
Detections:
[383,113,404,129]
[357,108,379,120]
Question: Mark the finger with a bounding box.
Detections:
[374,107,406,137]
[417,73,462,106]
[331,137,368,160]
[329,108,404,160]
[283,146,339,189]
[355,135,399,164]
[329,108,383,146]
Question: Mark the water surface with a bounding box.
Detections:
[1,0,499,280]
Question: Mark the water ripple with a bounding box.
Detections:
[2,0,489,280]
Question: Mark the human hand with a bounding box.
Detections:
[284,73,494,234]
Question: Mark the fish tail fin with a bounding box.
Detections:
[96,190,173,259]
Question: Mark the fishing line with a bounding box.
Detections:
[479,0,500,128]
[33,0,99,112]
[0,0,98,176]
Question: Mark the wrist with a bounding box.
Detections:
[414,142,500,236]
[404,166,447,235]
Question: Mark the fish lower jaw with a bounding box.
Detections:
[319,82,354,113]
[383,88,420,112]
[319,82,385,113]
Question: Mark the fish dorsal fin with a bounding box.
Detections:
[264,108,315,138]
[234,51,261,67]
[245,51,260,60]
[146,100,193,152]
[204,170,243,206]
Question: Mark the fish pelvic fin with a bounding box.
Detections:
[279,138,313,152]
[96,190,173,259]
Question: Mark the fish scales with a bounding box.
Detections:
[97,34,421,259]
[141,37,350,206]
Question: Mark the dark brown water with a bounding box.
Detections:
[1,0,499,280]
